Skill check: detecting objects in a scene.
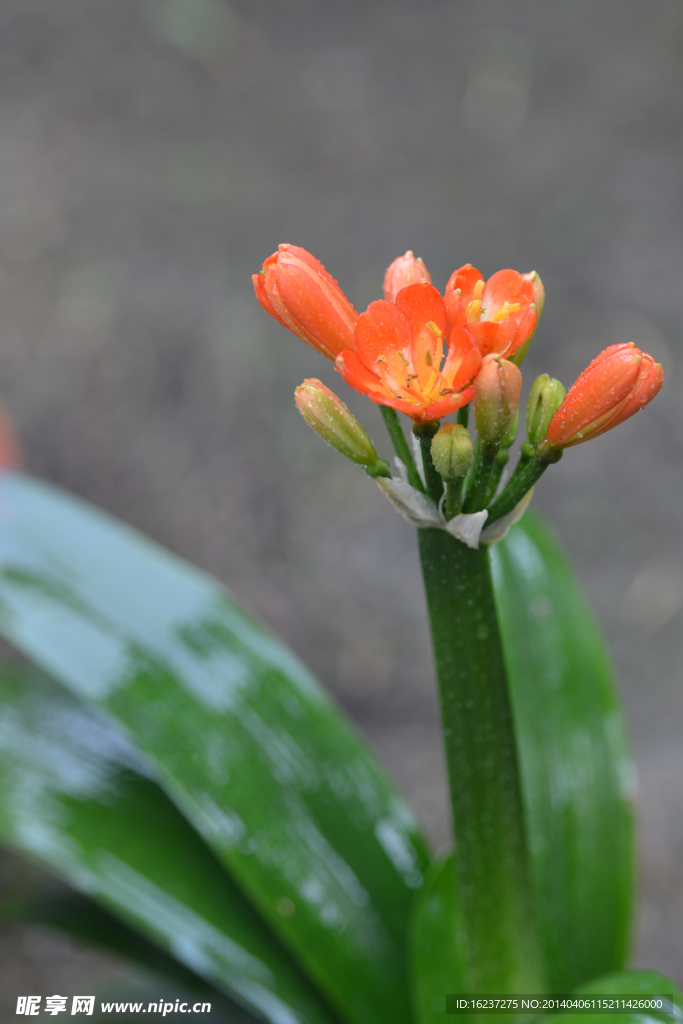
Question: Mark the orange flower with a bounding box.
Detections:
[544,343,664,449]
[335,283,482,423]
[444,264,540,359]
[253,244,358,359]
[383,251,431,303]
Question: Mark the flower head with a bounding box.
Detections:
[336,283,482,422]
[253,244,358,359]
[383,251,431,303]
[444,264,539,359]
[543,343,664,450]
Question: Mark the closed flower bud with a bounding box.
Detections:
[383,251,432,303]
[473,354,523,448]
[253,245,358,360]
[430,423,475,482]
[295,379,388,475]
[526,374,566,447]
[544,343,664,450]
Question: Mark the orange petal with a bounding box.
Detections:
[441,327,483,390]
[482,268,534,314]
[395,283,447,390]
[336,349,386,397]
[354,300,414,394]
[411,386,475,423]
[445,265,484,306]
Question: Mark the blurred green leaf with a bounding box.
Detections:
[491,511,635,990]
[0,665,336,1024]
[0,473,429,1024]
[408,852,465,1024]
[547,969,683,1024]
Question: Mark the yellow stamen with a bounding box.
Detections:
[492,301,521,323]
[467,299,483,321]
[424,351,432,366]
[427,321,441,338]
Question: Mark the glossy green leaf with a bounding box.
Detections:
[547,970,683,1024]
[408,852,465,1024]
[491,511,635,990]
[3,889,255,1022]
[0,473,429,1024]
[0,665,337,1024]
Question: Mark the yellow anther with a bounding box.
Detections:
[472,279,485,301]
[397,352,409,364]
[467,300,482,320]
[427,321,441,338]
[424,351,433,366]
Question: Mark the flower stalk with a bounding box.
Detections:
[418,528,547,995]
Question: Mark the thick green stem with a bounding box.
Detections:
[457,404,470,429]
[462,446,496,512]
[418,529,546,995]
[380,406,424,492]
[486,451,561,526]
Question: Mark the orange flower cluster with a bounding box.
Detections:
[254,247,539,423]
[254,245,663,442]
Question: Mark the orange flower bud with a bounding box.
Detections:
[544,343,664,450]
[473,354,522,447]
[253,245,358,360]
[383,251,431,303]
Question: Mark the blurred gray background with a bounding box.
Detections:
[0,0,682,1008]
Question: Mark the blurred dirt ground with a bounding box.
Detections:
[0,0,682,1007]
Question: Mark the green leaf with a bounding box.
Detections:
[0,473,429,1024]
[408,852,465,1024]
[491,511,635,990]
[0,665,336,1024]
[547,970,683,1024]
[3,890,257,1022]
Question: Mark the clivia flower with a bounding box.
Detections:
[542,342,665,451]
[335,283,482,422]
[444,264,542,360]
[253,245,358,359]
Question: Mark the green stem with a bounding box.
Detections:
[483,450,509,507]
[413,422,443,504]
[418,529,546,995]
[486,450,561,526]
[380,406,424,491]
[462,446,496,512]
[457,404,470,429]
[444,479,464,520]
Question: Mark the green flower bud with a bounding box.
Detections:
[295,379,389,476]
[526,374,566,447]
[430,423,475,482]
